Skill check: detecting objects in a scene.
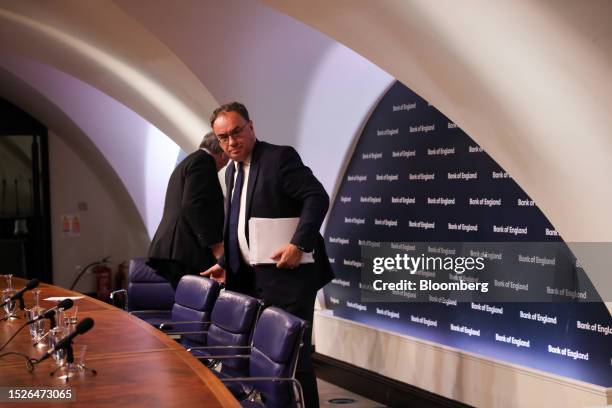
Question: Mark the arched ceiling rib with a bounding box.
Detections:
[0,64,149,248]
[0,0,218,151]
[264,0,612,243]
[264,0,612,312]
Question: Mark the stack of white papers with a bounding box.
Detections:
[248,217,315,265]
[44,296,84,302]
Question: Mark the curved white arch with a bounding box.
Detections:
[264,0,612,311]
[0,55,180,237]
[264,0,612,241]
[0,0,218,150]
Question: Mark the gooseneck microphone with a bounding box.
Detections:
[0,279,39,308]
[0,298,75,351]
[26,299,74,325]
[36,317,94,363]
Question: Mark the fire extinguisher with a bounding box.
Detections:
[93,263,113,301]
[69,256,112,300]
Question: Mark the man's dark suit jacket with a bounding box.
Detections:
[221,140,334,304]
[148,149,224,277]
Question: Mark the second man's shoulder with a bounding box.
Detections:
[256,141,300,160]
[183,149,216,171]
[179,148,209,164]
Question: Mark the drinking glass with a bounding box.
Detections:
[70,344,87,371]
[2,274,17,319]
[63,306,78,327]
[55,344,89,380]
[48,326,70,367]
[24,289,46,343]
[57,307,67,330]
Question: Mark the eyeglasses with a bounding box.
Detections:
[216,121,250,144]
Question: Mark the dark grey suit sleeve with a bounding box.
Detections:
[279,146,329,251]
[182,156,224,248]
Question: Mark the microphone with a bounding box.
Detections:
[0,279,39,307]
[26,299,74,325]
[37,317,94,363]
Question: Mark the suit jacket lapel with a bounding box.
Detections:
[223,162,235,236]
[245,141,261,243]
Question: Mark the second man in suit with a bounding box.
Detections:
[148,132,227,289]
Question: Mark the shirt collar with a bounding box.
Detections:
[233,152,253,169]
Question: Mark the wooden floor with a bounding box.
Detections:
[318,379,386,408]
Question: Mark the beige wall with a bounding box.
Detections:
[48,130,148,293]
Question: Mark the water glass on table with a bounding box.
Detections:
[69,344,87,371]
[24,289,46,343]
[48,326,70,366]
[63,306,79,327]
[1,274,17,320]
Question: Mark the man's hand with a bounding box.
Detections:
[201,264,226,284]
[271,243,303,269]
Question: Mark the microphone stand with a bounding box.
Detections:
[49,341,74,378]
[49,340,97,381]
[0,293,24,319]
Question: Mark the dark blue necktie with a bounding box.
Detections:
[228,162,244,274]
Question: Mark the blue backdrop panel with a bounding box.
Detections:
[323,81,612,387]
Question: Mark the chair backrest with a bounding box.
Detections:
[171,275,220,347]
[249,307,307,408]
[127,258,175,311]
[206,290,261,374]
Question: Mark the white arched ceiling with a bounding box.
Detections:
[0,0,392,237]
[264,0,612,309]
[0,55,180,237]
[0,0,218,151]
[262,0,612,241]
[0,64,148,249]
[113,0,393,194]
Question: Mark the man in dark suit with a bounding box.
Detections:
[202,102,334,408]
[148,132,227,289]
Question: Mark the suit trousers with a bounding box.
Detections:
[227,261,320,408]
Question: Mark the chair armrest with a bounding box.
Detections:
[221,376,300,383]
[161,330,211,336]
[220,377,304,408]
[158,320,211,331]
[110,289,128,310]
[194,354,250,360]
[130,310,172,315]
[187,345,252,351]
[110,289,127,297]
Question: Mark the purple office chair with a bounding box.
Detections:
[202,307,307,408]
[183,290,262,374]
[110,257,175,327]
[158,275,221,350]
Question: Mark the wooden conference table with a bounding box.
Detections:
[0,278,240,407]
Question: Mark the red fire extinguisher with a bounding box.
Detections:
[93,263,113,301]
[69,256,112,300]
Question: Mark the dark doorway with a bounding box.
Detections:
[0,98,52,284]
